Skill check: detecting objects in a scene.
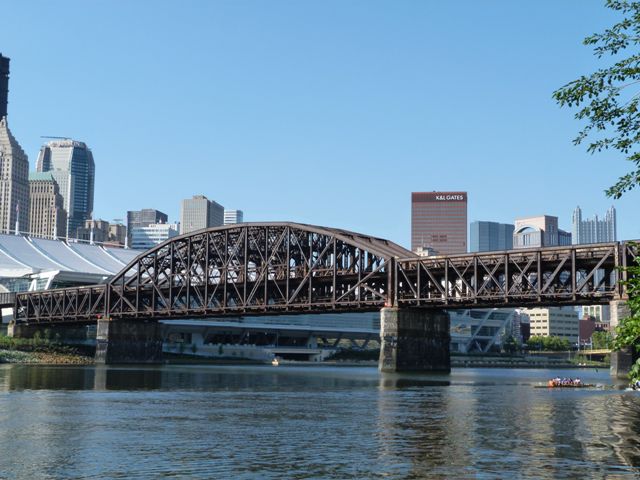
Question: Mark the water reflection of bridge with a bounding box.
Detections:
[11,223,638,372]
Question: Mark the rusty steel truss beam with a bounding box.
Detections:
[395,241,637,308]
[12,223,639,325]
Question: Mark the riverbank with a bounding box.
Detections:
[0,349,93,364]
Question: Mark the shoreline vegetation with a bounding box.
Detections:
[0,334,610,369]
[0,334,93,365]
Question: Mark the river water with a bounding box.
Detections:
[0,365,638,479]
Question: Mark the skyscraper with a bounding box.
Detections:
[180,195,224,234]
[0,118,29,234]
[127,209,169,244]
[0,95,29,235]
[0,54,9,120]
[470,221,514,252]
[572,206,617,244]
[513,215,571,249]
[28,172,66,238]
[411,191,467,254]
[224,209,244,225]
[572,206,617,322]
[36,140,95,238]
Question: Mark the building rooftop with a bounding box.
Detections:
[0,232,141,278]
[28,171,55,182]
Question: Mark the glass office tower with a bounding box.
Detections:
[36,140,95,238]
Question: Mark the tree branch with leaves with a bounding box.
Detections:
[553,0,640,198]
[613,252,640,382]
[554,2,640,383]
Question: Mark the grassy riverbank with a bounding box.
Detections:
[0,335,93,365]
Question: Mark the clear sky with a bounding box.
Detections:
[1,0,637,247]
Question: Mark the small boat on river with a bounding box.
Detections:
[541,377,595,388]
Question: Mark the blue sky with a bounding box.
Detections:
[1,0,637,247]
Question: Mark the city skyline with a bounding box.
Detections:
[0,2,638,250]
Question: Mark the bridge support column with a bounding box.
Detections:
[610,300,635,378]
[95,318,163,364]
[7,321,40,338]
[379,307,450,373]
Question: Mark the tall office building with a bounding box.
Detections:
[0,55,29,235]
[411,191,467,254]
[470,221,514,252]
[130,223,179,250]
[0,54,9,120]
[0,119,29,235]
[224,209,244,225]
[180,195,224,234]
[513,215,571,249]
[521,307,579,344]
[582,305,610,323]
[127,209,168,243]
[36,139,95,238]
[28,172,66,238]
[572,206,617,245]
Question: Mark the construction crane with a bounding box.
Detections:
[40,136,71,140]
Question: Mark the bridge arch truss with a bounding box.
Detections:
[16,223,410,323]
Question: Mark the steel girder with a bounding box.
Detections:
[394,241,637,308]
[14,223,398,324]
[15,285,107,324]
[12,225,639,325]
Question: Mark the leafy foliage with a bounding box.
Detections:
[502,335,520,354]
[526,335,571,351]
[0,333,76,355]
[612,251,640,381]
[591,330,613,349]
[553,0,640,198]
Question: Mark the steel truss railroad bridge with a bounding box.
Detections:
[14,222,638,325]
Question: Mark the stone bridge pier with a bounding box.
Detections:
[95,317,163,364]
[379,307,450,373]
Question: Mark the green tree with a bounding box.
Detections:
[553,1,640,384]
[527,335,544,351]
[613,253,640,382]
[553,1,640,198]
[591,330,613,349]
[502,335,520,354]
[526,335,571,351]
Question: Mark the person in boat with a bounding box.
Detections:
[548,377,579,387]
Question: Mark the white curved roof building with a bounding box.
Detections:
[0,233,141,292]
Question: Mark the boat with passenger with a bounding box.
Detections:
[545,377,594,388]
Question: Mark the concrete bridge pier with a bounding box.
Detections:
[379,307,450,373]
[610,300,636,378]
[95,317,163,364]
